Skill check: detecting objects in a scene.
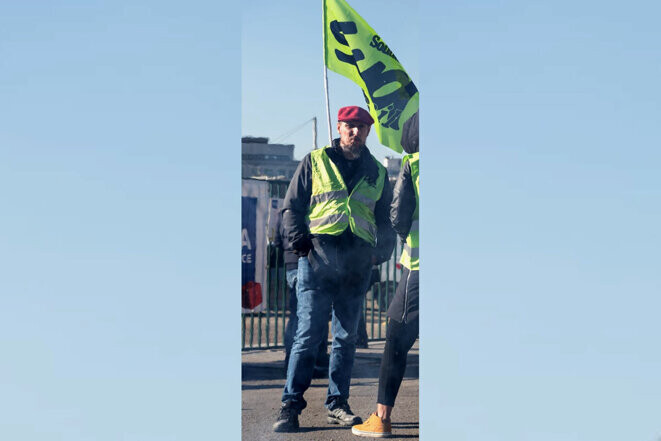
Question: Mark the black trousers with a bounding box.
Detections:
[377,316,419,407]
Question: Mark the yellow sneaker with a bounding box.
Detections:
[351,413,392,438]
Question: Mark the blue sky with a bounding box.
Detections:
[1,1,240,439]
[1,0,660,440]
[424,1,661,440]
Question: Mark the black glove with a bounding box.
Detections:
[292,234,313,257]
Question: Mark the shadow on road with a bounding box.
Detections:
[242,383,328,391]
[242,362,285,381]
[242,353,419,383]
[392,422,419,429]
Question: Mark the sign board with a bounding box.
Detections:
[241,180,270,312]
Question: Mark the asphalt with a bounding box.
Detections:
[242,340,419,441]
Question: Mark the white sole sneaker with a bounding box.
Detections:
[351,426,392,438]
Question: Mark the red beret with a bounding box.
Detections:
[337,106,374,125]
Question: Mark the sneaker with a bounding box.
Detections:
[327,401,362,426]
[273,401,300,432]
[351,413,392,438]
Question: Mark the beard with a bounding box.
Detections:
[339,141,362,160]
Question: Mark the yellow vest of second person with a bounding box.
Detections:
[307,146,386,246]
[399,152,419,270]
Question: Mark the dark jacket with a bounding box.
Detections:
[276,214,299,271]
[390,160,416,242]
[282,139,396,285]
[387,111,420,322]
[391,111,419,242]
[390,112,420,241]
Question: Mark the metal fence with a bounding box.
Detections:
[241,179,402,350]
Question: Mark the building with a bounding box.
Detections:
[241,136,300,180]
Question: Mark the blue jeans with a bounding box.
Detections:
[284,269,329,370]
[282,256,370,410]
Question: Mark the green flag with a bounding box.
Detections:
[323,0,418,154]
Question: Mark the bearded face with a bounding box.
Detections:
[337,121,370,159]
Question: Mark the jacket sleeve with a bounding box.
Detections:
[282,154,313,256]
[390,160,416,242]
[372,176,396,265]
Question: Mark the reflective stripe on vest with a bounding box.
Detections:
[308,212,349,229]
[399,153,419,270]
[310,189,349,205]
[307,146,386,246]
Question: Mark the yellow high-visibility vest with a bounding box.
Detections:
[399,152,419,270]
[307,147,386,246]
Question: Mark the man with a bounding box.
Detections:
[279,220,329,378]
[273,106,396,432]
[352,111,419,438]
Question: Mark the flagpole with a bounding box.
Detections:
[323,67,333,147]
[322,0,333,147]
